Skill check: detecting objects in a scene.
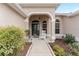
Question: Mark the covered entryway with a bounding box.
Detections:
[26,14,55,56]
[20,3,59,42]
[29,15,49,38]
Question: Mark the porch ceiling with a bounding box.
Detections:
[19,3,59,9]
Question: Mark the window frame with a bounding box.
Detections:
[42,21,47,33]
[55,19,60,34]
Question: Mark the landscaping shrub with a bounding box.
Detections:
[71,43,79,50]
[53,44,65,56]
[63,34,76,44]
[64,46,79,56]
[71,50,79,56]
[0,26,26,56]
[70,43,79,56]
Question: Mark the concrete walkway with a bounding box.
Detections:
[27,38,52,56]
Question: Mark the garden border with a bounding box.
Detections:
[47,42,55,56]
[26,43,32,56]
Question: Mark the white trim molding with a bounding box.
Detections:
[7,3,27,18]
[27,12,53,19]
[55,34,64,39]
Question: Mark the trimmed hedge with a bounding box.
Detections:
[0,26,26,56]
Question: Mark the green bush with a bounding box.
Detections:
[63,34,76,44]
[53,44,65,56]
[64,49,79,56]
[0,26,26,56]
[71,43,79,50]
[71,50,79,56]
[70,43,79,56]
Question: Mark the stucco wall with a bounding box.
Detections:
[62,15,79,41]
[0,4,26,30]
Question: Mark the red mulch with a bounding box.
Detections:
[49,39,72,52]
[19,42,32,56]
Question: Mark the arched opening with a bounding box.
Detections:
[29,14,52,38]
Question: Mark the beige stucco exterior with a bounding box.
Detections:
[0,4,26,30]
[62,15,79,41]
[56,12,79,41]
[1,3,79,41]
[0,3,59,42]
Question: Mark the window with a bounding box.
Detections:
[55,19,60,34]
[42,21,47,33]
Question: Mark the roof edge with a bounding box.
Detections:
[56,10,79,17]
[7,3,26,18]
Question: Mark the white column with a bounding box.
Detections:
[51,15,55,42]
[47,18,51,39]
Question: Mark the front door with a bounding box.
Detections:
[32,20,40,38]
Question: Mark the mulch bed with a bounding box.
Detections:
[49,39,72,52]
[19,42,32,56]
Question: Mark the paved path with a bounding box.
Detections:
[27,38,52,56]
